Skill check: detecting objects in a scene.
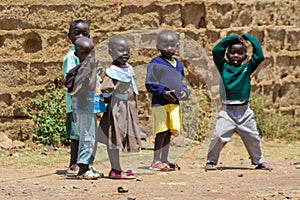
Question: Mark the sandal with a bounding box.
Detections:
[89,166,104,178]
[66,164,79,177]
[205,162,217,170]
[256,162,273,170]
[109,170,135,179]
[77,168,101,180]
[166,162,181,170]
[149,161,169,171]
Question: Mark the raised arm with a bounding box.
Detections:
[242,34,264,73]
[212,34,239,70]
[88,58,99,92]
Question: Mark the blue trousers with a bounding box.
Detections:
[76,113,98,165]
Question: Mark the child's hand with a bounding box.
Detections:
[180,91,187,100]
[163,90,176,102]
[90,58,99,70]
[238,34,246,42]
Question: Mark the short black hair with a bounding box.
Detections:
[157,29,178,43]
[68,19,89,34]
[227,38,247,54]
[108,35,129,49]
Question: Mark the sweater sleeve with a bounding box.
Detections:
[243,34,264,73]
[212,34,239,71]
[145,61,166,96]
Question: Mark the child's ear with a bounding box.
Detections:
[244,54,248,60]
[226,52,230,60]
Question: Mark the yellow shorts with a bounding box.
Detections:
[152,104,182,135]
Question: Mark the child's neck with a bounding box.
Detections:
[161,56,174,61]
[111,60,128,68]
[112,60,126,66]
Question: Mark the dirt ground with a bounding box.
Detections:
[0,136,299,200]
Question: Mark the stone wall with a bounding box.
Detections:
[0,0,299,141]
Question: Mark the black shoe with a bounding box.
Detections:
[256,162,273,170]
[205,162,216,170]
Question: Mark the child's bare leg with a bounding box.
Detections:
[77,163,89,175]
[107,148,122,172]
[161,130,171,163]
[69,139,79,167]
[153,132,165,162]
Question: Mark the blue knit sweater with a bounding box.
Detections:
[145,56,189,106]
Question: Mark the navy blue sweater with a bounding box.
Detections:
[145,56,189,106]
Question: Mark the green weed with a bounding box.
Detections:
[21,80,67,146]
[181,84,212,142]
[250,92,299,141]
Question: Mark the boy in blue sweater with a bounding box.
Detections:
[145,30,189,171]
[205,33,272,171]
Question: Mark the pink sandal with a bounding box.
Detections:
[109,170,135,179]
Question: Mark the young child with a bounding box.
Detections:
[205,33,272,171]
[72,37,105,179]
[145,29,189,171]
[62,19,90,177]
[99,35,140,179]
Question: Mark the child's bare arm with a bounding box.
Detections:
[88,57,99,91]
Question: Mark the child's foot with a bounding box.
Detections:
[149,161,169,171]
[66,164,79,177]
[89,166,104,178]
[165,162,181,170]
[205,162,217,171]
[77,168,101,180]
[256,162,273,170]
[109,170,135,179]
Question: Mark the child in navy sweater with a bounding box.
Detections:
[145,30,189,171]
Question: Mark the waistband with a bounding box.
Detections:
[222,101,248,107]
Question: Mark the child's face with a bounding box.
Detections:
[75,41,94,62]
[68,22,90,44]
[109,39,130,65]
[227,44,246,67]
[157,34,178,60]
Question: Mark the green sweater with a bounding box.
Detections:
[212,34,264,102]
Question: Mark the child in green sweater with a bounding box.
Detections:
[205,33,272,171]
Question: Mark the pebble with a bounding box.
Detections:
[33,181,39,185]
[118,186,128,193]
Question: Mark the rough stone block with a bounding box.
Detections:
[253,56,275,83]
[206,1,233,29]
[266,28,285,52]
[231,2,253,27]
[275,1,298,26]
[182,2,206,28]
[255,1,275,26]
[0,132,12,149]
[286,29,300,51]
[162,4,182,27]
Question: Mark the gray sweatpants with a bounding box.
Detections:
[207,104,264,165]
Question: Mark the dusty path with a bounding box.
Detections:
[0,137,299,200]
